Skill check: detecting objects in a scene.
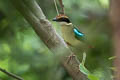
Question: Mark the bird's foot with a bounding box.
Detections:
[66,53,76,64]
[45,36,51,44]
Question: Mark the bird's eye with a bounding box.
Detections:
[58,18,70,23]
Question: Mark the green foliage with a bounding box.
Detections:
[0,0,113,80]
[88,74,99,80]
[79,53,100,80]
[79,63,90,75]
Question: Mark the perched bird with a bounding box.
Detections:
[52,14,92,54]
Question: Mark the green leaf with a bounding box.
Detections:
[79,52,90,75]
[82,52,86,65]
[108,56,116,60]
[88,74,99,80]
[79,63,90,75]
[79,52,100,80]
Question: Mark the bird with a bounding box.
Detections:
[52,14,93,56]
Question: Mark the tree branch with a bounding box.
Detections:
[11,0,85,80]
[0,67,23,80]
[59,0,65,14]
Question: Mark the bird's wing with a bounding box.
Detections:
[73,27,85,41]
[73,26,94,48]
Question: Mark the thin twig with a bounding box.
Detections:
[0,68,24,80]
[54,0,59,15]
[59,0,65,14]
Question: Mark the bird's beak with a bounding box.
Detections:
[52,18,57,21]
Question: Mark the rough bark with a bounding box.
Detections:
[11,0,85,80]
[109,0,120,80]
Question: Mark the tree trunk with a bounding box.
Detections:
[109,0,120,80]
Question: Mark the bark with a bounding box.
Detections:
[11,0,85,80]
[59,0,65,14]
[109,0,120,80]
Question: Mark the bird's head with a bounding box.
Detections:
[52,14,71,26]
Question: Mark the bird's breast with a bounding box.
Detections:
[61,26,81,46]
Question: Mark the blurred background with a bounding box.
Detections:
[0,0,115,80]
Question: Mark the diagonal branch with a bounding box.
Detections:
[0,67,23,80]
[11,0,86,80]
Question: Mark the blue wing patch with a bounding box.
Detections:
[73,28,84,37]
